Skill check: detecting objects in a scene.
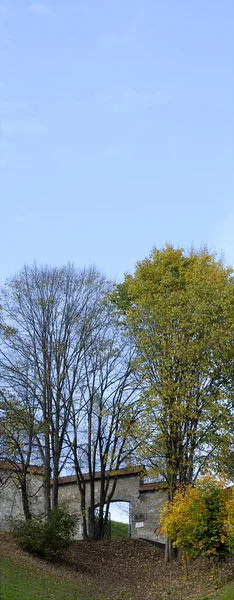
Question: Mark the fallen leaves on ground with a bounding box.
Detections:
[0,533,233,600]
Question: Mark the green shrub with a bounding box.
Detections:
[160,476,231,560]
[225,487,234,553]
[12,503,78,558]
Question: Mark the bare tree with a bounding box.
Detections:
[67,304,141,540]
[0,263,110,517]
[0,388,40,521]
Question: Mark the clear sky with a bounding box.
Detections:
[1,0,234,285]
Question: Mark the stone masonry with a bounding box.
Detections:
[0,463,44,529]
[57,467,167,544]
[0,464,167,545]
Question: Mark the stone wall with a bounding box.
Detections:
[0,468,44,530]
[0,466,167,544]
[137,488,167,545]
[58,472,167,544]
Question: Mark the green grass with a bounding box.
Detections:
[0,557,105,600]
[110,520,129,540]
[1,535,233,600]
[2,557,233,600]
[200,581,234,600]
[213,581,234,600]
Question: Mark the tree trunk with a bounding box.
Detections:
[21,477,32,521]
[52,454,59,508]
[78,486,88,539]
[82,516,88,539]
[89,476,96,539]
[165,537,170,563]
[44,428,51,518]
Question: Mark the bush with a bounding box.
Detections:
[225,487,234,552]
[12,503,78,558]
[160,476,232,560]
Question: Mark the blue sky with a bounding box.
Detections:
[1,0,234,285]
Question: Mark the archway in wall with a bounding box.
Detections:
[104,501,131,540]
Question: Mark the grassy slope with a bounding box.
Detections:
[1,556,233,600]
[1,557,83,600]
[1,556,113,600]
[0,533,233,600]
[214,581,234,600]
[111,520,129,540]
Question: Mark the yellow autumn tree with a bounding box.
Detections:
[160,476,230,560]
[111,246,234,501]
[225,487,234,552]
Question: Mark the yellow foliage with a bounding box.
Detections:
[160,484,200,555]
[111,245,234,487]
[160,476,231,560]
[225,487,234,550]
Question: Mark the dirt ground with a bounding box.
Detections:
[62,539,234,599]
[1,533,233,600]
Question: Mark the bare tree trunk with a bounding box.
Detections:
[81,491,88,540]
[165,538,170,563]
[52,453,59,508]
[44,428,51,518]
[20,477,32,521]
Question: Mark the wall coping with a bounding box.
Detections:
[53,466,145,486]
[0,461,44,476]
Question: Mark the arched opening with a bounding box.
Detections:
[90,500,131,540]
[104,501,131,540]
